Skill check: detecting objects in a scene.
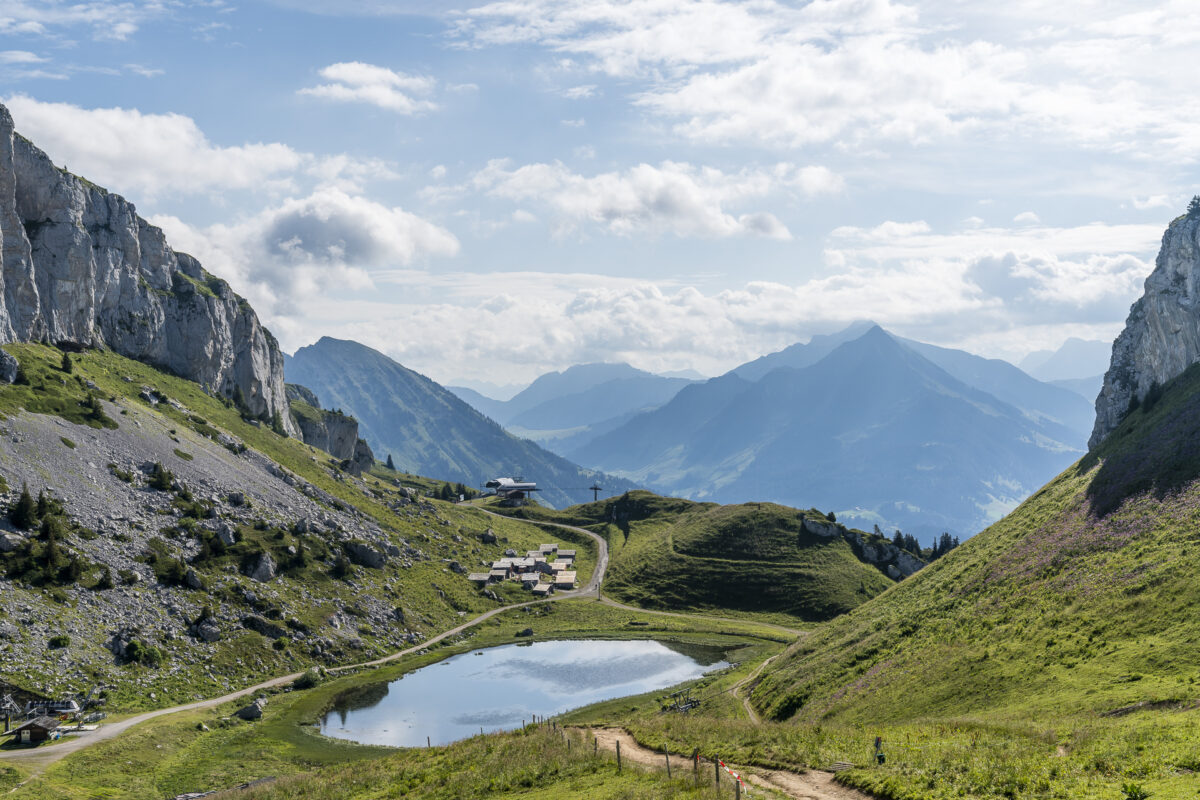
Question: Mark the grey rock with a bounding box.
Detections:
[801,517,838,538]
[216,523,236,548]
[1092,213,1200,447]
[247,552,276,583]
[184,568,204,591]
[344,540,386,569]
[227,492,245,507]
[448,560,466,574]
[480,529,497,544]
[285,383,321,409]
[0,532,24,552]
[194,620,220,642]
[0,104,296,434]
[235,697,267,721]
[0,349,17,384]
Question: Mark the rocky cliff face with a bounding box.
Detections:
[1091,212,1200,449]
[0,103,294,434]
[287,384,375,474]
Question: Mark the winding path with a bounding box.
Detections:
[2,507,868,800]
[0,509,611,771]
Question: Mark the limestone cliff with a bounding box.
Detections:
[0,103,295,434]
[287,384,375,474]
[1091,211,1200,448]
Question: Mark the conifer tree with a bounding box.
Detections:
[9,484,35,530]
[60,351,72,373]
[386,454,395,471]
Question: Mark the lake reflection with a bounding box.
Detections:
[319,639,730,747]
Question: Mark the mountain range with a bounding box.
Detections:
[450,363,697,453]
[285,338,635,508]
[564,325,1093,537]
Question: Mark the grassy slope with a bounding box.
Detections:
[720,363,1200,797]
[16,599,787,799]
[496,491,896,623]
[0,344,597,708]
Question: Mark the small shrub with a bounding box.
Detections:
[272,636,290,651]
[1121,783,1151,800]
[60,436,76,449]
[48,634,69,649]
[148,462,174,491]
[60,351,72,374]
[173,448,193,461]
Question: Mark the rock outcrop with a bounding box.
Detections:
[287,386,374,474]
[0,103,295,434]
[1091,211,1200,448]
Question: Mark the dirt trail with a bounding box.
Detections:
[0,512,612,778]
[580,727,875,800]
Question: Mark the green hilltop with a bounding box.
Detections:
[496,490,913,623]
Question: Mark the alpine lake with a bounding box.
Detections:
[319,639,732,747]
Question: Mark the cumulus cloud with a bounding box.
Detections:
[0,51,46,64]
[1013,211,1040,224]
[453,0,1200,161]
[468,159,842,239]
[3,96,401,201]
[298,62,438,114]
[150,188,459,317]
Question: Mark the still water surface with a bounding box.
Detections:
[320,639,730,747]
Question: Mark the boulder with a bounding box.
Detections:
[0,350,17,384]
[344,540,387,569]
[235,697,267,721]
[216,522,236,547]
[480,529,497,544]
[0,532,24,553]
[184,568,204,591]
[248,552,276,582]
[193,620,220,643]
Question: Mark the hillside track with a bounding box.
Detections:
[0,509,611,774]
[581,727,875,800]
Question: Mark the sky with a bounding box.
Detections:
[0,0,1194,394]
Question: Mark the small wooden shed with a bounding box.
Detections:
[10,716,59,744]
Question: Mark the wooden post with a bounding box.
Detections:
[693,748,699,783]
[735,778,741,799]
[594,737,599,756]
[664,745,671,777]
[426,735,431,748]
[616,740,622,772]
[714,755,720,789]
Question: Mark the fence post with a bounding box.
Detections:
[715,755,720,789]
[665,744,671,778]
[426,735,431,748]
[735,778,741,799]
[594,737,599,756]
[616,740,622,772]
[693,748,699,784]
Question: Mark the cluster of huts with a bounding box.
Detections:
[2,698,83,744]
[468,543,577,595]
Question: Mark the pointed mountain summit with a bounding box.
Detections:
[572,325,1085,536]
[285,338,633,507]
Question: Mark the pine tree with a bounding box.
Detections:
[271,410,287,436]
[60,351,72,373]
[9,484,35,530]
[1189,195,1200,217]
[386,454,395,471]
[95,567,114,591]
[892,530,904,548]
[35,490,49,519]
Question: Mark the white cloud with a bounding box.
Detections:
[1132,194,1172,210]
[3,96,400,201]
[453,0,1200,162]
[0,1,160,41]
[468,159,843,239]
[298,62,438,114]
[151,188,459,317]
[0,51,46,64]
[429,164,447,179]
[1013,211,1040,224]
[560,117,585,127]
